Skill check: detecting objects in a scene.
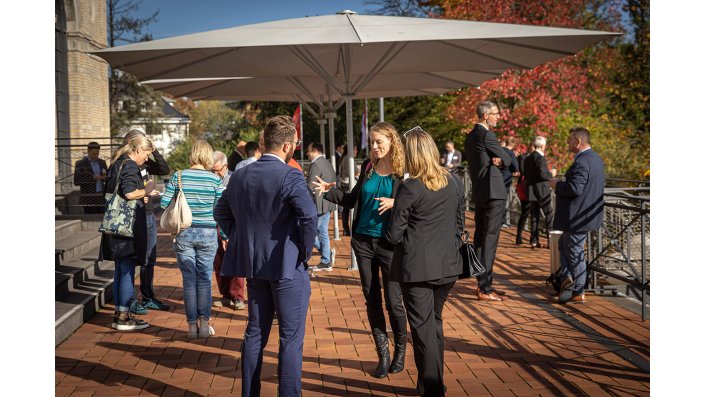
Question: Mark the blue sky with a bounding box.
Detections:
[132,0,371,40]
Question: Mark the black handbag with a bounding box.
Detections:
[450,176,486,279]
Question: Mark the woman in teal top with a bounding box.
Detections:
[161,140,224,339]
[314,122,408,379]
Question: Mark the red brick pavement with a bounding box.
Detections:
[56,214,650,396]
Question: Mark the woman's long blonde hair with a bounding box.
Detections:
[111,134,154,163]
[369,122,405,178]
[404,127,449,191]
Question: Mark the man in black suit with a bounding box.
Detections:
[524,136,557,248]
[500,137,519,227]
[73,142,108,214]
[515,147,532,244]
[440,140,462,173]
[227,140,247,172]
[550,127,605,304]
[464,101,511,302]
[334,143,344,176]
[306,143,338,271]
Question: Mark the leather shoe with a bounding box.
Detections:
[553,293,586,304]
[477,291,504,301]
[476,287,507,297]
[531,242,542,249]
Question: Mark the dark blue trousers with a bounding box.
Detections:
[241,268,311,397]
[559,232,588,295]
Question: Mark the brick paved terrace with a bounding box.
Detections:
[55,214,650,396]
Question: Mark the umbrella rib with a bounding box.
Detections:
[142,48,237,81]
[288,77,325,108]
[289,45,345,96]
[345,13,364,44]
[440,40,529,69]
[168,79,235,98]
[119,48,196,69]
[352,42,408,95]
[486,38,578,57]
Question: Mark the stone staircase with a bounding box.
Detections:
[55,219,114,346]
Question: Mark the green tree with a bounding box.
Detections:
[107,0,164,136]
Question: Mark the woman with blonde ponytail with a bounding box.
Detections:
[101,134,156,331]
[386,127,464,397]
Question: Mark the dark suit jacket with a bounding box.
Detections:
[226,150,245,172]
[324,159,402,235]
[463,124,511,203]
[441,149,462,168]
[500,147,518,188]
[74,157,107,204]
[553,149,605,233]
[214,155,318,281]
[386,175,464,283]
[307,156,337,214]
[524,151,552,202]
[334,151,343,176]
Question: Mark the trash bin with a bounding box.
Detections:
[549,230,563,274]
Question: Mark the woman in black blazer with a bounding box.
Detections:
[313,122,408,379]
[387,127,464,397]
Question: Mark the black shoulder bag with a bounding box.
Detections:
[449,175,486,279]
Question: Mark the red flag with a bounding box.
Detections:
[292,104,302,149]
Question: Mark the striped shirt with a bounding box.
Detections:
[160,169,224,227]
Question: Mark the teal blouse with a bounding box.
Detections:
[355,170,394,238]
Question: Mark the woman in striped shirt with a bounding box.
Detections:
[161,140,224,338]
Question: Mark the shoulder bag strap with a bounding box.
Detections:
[111,159,129,196]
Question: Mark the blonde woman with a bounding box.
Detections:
[386,127,464,397]
[101,135,155,331]
[161,140,224,338]
[313,122,408,378]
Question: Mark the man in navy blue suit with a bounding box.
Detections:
[214,115,318,397]
[550,127,605,304]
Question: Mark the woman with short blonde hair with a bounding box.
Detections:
[161,139,224,338]
[387,126,464,396]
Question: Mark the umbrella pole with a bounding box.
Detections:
[345,94,357,271]
[326,103,341,242]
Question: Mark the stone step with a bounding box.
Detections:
[55,256,115,347]
[55,231,102,267]
[55,246,107,300]
[55,219,82,241]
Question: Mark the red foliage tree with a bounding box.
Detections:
[441,0,623,169]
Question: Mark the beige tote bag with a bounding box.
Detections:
[160,171,192,234]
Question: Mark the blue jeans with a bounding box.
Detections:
[559,232,588,295]
[313,212,331,264]
[114,256,137,312]
[174,227,218,323]
[139,214,158,300]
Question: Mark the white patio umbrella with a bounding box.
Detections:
[94,11,619,265]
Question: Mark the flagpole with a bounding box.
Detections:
[299,101,304,163]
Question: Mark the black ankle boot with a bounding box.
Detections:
[372,333,390,378]
[388,333,407,374]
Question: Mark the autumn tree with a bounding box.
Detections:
[107,0,164,136]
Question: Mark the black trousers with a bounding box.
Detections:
[530,197,554,245]
[515,200,531,243]
[473,199,505,294]
[401,281,454,397]
[350,234,407,337]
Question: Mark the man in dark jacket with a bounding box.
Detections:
[306,143,337,271]
[464,101,511,302]
[524,136,556,248]
[440,140,462,173]
[73,142,108,214]
[550,127,605,304]
[500,137,519,227]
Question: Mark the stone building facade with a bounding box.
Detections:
[55,0,110,192]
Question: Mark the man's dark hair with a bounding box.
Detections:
[87,142,100,150]
[476,101,496,119]
[506,136,516,147]
[309,142,324,154]
[445,140,454,146]
[263,115,297,152]
[245,141,260,157]
[570,127,591,144]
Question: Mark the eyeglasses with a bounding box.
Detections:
[292,139,302,147]
[212,163,227,173]
[403,126,427,138]
[489,112,500,117]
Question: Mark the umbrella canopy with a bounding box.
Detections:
[95,12,619,97]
